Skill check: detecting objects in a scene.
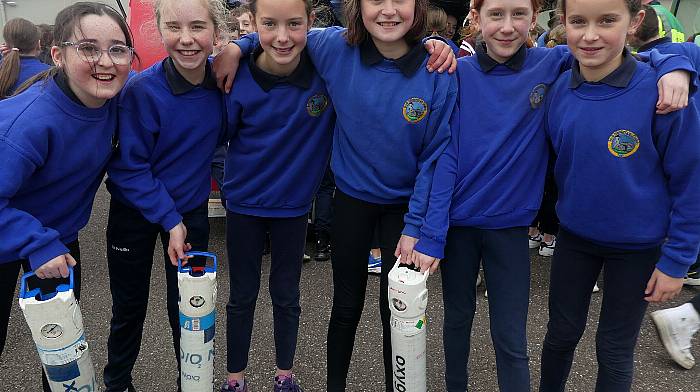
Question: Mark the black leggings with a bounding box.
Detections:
[530,172,559,235]
[326,190,407,392]
[0,240,81,392]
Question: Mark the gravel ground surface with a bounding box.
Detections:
[1,186,699,391]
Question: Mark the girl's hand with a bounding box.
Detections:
[411,250,441,274]
[167,222,192,266]
[644,268,684,302]
[35,253,77,279]
[656,70,690,114]
[425,40,457,74]
[394,235,418,266]
[0,44,9,56]
[213,43,243,93]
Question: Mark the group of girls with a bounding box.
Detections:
[0,1,699,392]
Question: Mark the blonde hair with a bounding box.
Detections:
[154,0,229,31]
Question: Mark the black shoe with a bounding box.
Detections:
[314,232,330,261]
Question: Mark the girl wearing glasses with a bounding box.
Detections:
[102,0,227,390]
[0,2,134,390]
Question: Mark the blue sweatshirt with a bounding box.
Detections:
[235,28,457,238]
[223,48,334,217]
[639,37,700,72]
[416,45,697,259]
[9,57,50,94]
[546,55,700,278]
[107,58,224,231]
[0,77,117,269]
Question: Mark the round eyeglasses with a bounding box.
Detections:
[61,41,134,65]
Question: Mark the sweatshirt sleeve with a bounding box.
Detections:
[653,98,700,277]
[641,49,699,94]
[402,73,457,244]
[413,94,461,259]
[107,89,182,231]
[0,137,69,270]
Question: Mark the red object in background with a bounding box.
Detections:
[128,1,167,71]
[211,178,220,192]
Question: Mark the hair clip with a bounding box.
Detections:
[11,48,19,52]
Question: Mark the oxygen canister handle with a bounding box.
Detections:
[19,266,74,299]
[392,256,430,282]
[177,251,218,273]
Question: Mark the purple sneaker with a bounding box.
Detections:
[274,374,303,392]
[220,379,248,392]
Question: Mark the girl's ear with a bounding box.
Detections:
[628,9,645,35]
[530,10,537,30]
[470,8,480,31]
[308,10,316,30]
[51,45,63,67]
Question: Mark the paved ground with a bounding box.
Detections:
[2,186,699,391]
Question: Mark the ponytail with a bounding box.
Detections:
[0,18,41,99]
[0,49,22,99]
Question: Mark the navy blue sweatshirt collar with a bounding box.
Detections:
[476,42,527,72]
[570,49,637,89]
[359,38,424,77]
[638,36,672,53]
[249,45,314,92]
[54,71,85,107]
[163,57,217,95]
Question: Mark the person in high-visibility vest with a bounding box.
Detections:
[644,0,686,42]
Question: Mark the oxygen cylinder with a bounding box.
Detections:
[388,258,429,392]
[18,267,97,392]
[178,251,217,392]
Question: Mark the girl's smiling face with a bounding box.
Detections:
[254,0,314,76]
[563,0,644,81]
[52,14,131,108]
[361,0,415,55]
[158,0,217,84]
[472,0,536,63]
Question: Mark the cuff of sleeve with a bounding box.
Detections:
[415,235,445,259]
[654,57,699,94]
[28,240,70,271]
[656,255,690,279]
[402,224,421,239]
[161,211,183,232]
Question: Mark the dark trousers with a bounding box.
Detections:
[0,240,81,392]
[225,211,307,372]
[691,294,700,314]
[103,199,209,392]
[314,166,335,235]
[326,190,407,392]
[540,229,659,392]
[530,172,559,235]
[441,226,531,392]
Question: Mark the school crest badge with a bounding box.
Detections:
[607,129,640,158]
[403,97,428,124]
[307,93,329,117]
[529,83,547,109]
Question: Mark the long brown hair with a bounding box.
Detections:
[0,18,40,99]
[343,0,428,46]
[14,2,136,97]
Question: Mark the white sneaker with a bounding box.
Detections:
[539,237,556,257]
[651,303,700,369]
[528,232,543,249]
[592,282,600,293]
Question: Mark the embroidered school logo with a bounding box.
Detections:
[306,93,329,117]
[607,129,640,158]
[402,97,428,124]
[529,83,547,109]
